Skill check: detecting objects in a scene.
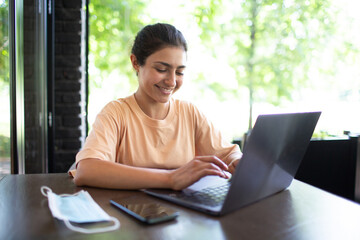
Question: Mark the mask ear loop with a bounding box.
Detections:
[41,186,52,197]
[41,186,80,198]
[40,186,120,234]
[63,217,120,234]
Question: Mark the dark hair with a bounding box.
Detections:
[131,23,188,66]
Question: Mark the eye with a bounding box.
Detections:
[155,68,167,73]
[176,71,184,76]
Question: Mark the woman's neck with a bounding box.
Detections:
[134,92,170,120]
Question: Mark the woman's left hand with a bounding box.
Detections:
[228,159,240,174]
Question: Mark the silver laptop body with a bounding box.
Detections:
[144,112,321,216]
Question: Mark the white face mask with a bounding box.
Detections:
[41,186,120,234]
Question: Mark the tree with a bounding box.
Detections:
[89,0,353,138]
[194,0,336,130]
[88,0,146,92]
[0,0,9,86]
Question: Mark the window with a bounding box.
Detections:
[88,0,360,142]
[2,0,54,175]
[0,0,10,176]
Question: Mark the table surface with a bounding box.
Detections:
[1,173,360,240]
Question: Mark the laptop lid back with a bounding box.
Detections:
[221,112,321,215]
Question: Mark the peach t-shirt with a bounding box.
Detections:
[75,94,241,170]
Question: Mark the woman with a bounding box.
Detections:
[74,23,242,190]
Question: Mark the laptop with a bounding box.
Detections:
[143,111,321,216]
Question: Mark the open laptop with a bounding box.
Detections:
[144,112,321,216]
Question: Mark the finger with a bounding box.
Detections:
[194,155,228,170]
[231,159,239,168]
[187,160,228,178]
[200,168,229,179]
[228,158,240,173]
[192,160,228,175]
[193,162,230,179]
[228,164,236,174]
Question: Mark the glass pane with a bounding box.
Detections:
[0,0,10,176]
[88,0,360,142]
[23,0,48,173]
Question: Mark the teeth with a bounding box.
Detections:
[158,86,173,93]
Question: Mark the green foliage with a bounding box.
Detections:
[0,2,9,158]
[89,0,355,132]
[193,0,224,55]
[88,0,147,92]
[0,134,10,157]
[0,1,9,85]
[191,0,337,127]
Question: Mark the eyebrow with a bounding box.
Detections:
[154,61,186,69]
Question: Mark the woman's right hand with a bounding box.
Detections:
[168,155,229,190]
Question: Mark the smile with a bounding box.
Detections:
[156,85,174,94]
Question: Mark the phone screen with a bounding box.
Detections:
[110,197,179,224]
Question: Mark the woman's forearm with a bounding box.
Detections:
[74,158,172,189]
[75,155,232,190]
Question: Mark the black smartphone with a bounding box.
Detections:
[110,196,179,224]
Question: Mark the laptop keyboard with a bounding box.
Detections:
[177,183,230,207]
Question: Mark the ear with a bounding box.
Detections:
[130,54,140,73]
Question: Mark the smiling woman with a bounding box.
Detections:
[129,23,187,119]
[132,47,187,119]
[73,23,242,190]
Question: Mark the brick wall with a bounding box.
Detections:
[53,0,86,172]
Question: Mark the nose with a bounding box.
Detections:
[165,71,176,87]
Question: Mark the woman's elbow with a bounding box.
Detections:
[73,169,86,187]
[73,173,83,186]
[73,161,90,187]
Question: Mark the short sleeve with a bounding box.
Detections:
[192,104,241,164]
[75,101,123,164]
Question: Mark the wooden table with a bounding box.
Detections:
[1,173,360,240]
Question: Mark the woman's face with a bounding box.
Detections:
[133,47,187,104]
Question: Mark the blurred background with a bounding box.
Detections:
[86,0,360,141]
[1,0,359,175]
